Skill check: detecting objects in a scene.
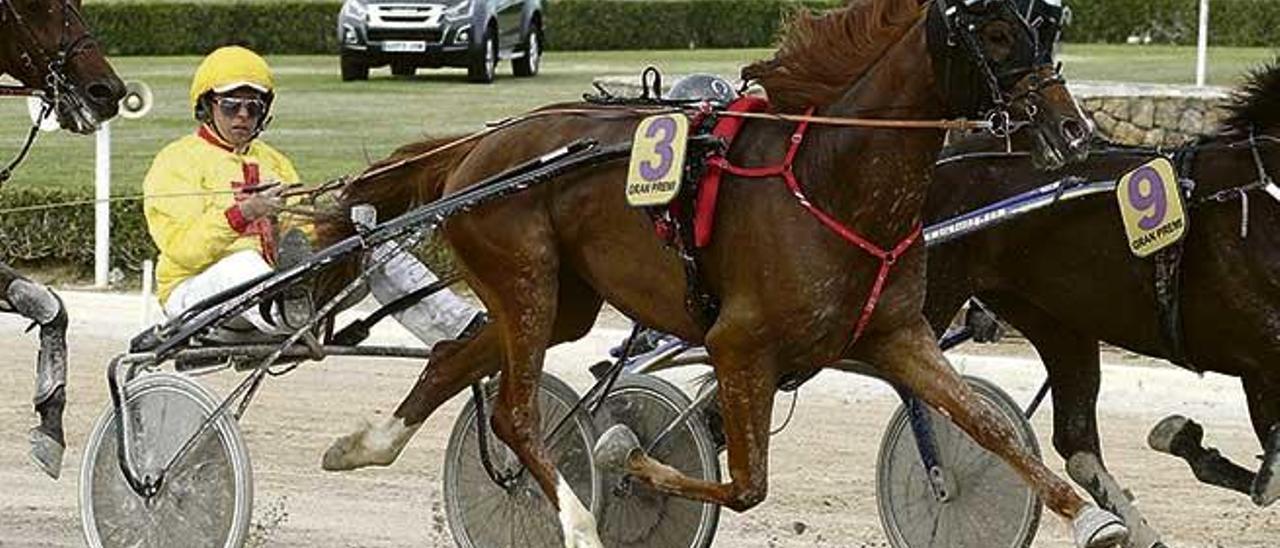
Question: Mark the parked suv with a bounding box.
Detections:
[337,0,543,83]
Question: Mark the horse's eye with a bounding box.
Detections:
[982,23,1016,61]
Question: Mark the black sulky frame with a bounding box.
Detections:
[105,138,629,500]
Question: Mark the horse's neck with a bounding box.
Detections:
[806,20,947,242]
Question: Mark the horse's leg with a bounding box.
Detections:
[1244,374,1280,506]
[983,294,1164,547]
[1148,374,1280,506]
[432,209,601,547]
[594,308,778,512]
[0,262,68,479]
[856,317,1128,548]
[321,324,502,471]
[321,270,604,472]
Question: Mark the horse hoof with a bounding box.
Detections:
[1073,504,1128,548]
[593,424,642,474]
[1250,463,1280,507]
[29,428,63,480]
[1147,415,1202,455]
[321,423,376,472]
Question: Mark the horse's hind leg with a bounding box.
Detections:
[595,308,778,512]
[1149,373,1280,507]
[0,263,68,479]
[985,294,1165,547]
[321,323,502,471]
[856,317,1128,548]
[441,213,602,547]
[321,270,603,472]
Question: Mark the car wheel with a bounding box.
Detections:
[391,63,415,77]
[467,28,497,84]
[512,25,542,78]
[340,54,369,82]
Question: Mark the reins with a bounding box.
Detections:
[341,103,993,194]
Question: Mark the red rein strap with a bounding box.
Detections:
[707,107,923,343]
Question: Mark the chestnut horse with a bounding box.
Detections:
[319,0,1123,545]
[925,60,1280,548]
[1,0,124,478]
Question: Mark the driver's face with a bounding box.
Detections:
[210,87,266,148]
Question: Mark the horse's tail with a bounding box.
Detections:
[312,133,479,305]
[314,133,479,248]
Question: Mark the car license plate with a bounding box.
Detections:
[383,41,426,53]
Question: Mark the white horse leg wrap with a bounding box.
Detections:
[6,279,67,405]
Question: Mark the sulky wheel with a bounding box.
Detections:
[80,372,253,548]
[444,372,601,547]
[876,375,1042,548]
[595,374,720,548]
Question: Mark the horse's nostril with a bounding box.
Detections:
[1061,118,1088,144]
[86,82,113,101]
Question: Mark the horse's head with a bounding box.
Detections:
[927,0,1089,170]
[0,0,124,134]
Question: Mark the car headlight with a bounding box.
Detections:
[341,0,368,21]
[445,0,473,19]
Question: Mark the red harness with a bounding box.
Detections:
[692,97,923,343]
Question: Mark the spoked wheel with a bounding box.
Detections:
[444,373,601,547]
[595,374,720,548]
[876,375,1042,548]
[80,372,252,548]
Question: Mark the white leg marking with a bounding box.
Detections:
[556,475,602,548]
[322,416,421,471]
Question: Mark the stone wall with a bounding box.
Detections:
[590,76,1232,148]
[1073,82,1230,148]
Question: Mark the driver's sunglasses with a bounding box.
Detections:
[215,96,267,119]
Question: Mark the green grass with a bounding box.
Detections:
[1,45,1275,194]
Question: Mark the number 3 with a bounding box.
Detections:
[1127,166,1168,230]
[639,117,677,182]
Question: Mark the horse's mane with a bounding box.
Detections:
[1222,57,1280,133]
[741,0,924,113]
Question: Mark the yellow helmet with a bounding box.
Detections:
[189,46,275,110]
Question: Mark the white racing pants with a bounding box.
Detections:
[164,247,482,348]
[367,241,482,347]
[164,250,282,334]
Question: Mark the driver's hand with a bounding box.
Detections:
[239,185,284,221]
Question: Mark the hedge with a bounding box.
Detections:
[84,2,343,55]
[0,189,156,275]
[1068,0,1280,46]
[0,188,453,279]
[79,0,1280,57]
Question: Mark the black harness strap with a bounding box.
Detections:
[1152,145,1200,370]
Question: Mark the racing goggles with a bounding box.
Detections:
[215,96,268,119]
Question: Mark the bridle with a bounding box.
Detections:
[932,0,1063,137]
[0,0,99,186]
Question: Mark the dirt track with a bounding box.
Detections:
[0,290,1273,547]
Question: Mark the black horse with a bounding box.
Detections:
[1,0,125,478]
[925,60,1280,547]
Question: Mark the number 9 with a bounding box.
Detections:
[1127,166,1167,230]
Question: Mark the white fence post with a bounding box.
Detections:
[1196,0,1210,87]
[94,122,111,288]
[140,259,154,327]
